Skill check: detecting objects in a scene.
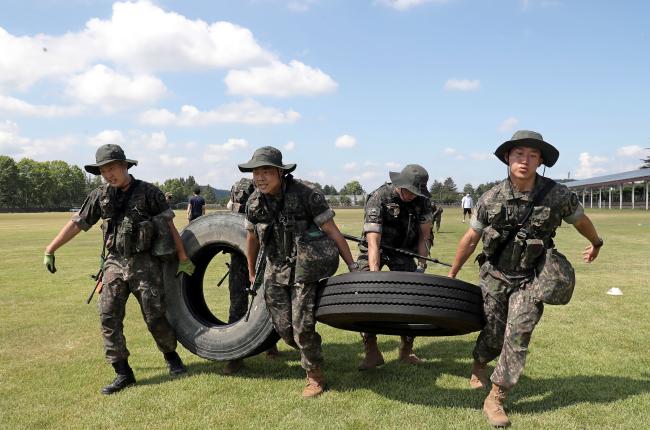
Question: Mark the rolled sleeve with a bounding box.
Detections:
[563,204,584,225]
[71,189,102,231]
[71,214,93,232]
[363,223,382,234]
[157,208,175,220]
[313,208,335,227]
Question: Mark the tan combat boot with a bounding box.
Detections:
[399,336,423,364]
[358,336,385,371]
[302,368,325,398]
[470,360,489,390]
[483,384,510,428]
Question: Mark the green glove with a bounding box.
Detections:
[44,253,57,274]
[177,259,196,276]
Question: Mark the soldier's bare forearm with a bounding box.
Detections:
[246,231,260,275]
[167,220,189,261]
[366,232,381,271]
[46,220,82,254]
[448,228,481,277]
[321,220,355,266]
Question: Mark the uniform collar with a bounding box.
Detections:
[503,174,542,202]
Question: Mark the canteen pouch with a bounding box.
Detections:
[135,220,154,253]
[520,238,545,269]
[294,229,339,283]
[530,247,575,305]
[151,215,176,257]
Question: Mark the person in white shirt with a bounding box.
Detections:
[461,193,473,222]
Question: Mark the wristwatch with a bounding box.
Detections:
[347,262,359,271]
[592,237,604,248]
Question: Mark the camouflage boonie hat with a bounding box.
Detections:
[84,144,138,175]
[389,164,431,198]
[494,130,559,167]
[238,146,296,173]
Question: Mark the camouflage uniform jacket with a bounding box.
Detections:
[230,178,255,214]
[362,182,433,252]
[72,176,175,257]
[245,176,337,284]
[431,202,443,218]
[470,175,583,275]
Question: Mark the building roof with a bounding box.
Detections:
[565,169,650,189]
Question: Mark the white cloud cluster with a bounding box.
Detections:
[444,78,480,92]
[284,141,296,151]
[498,116,519,133]
[575,152,608,179]
[88,129,125,147]
[0,94,82,117]
[444,147,465,160]
[203,138,250,162]
[0,120,79,160]
[66,65,167,111]
[139,100,300,126]
[616,145,647,158]
[335,134,357,148]
[380,0,449,11]
[225,61,337,97]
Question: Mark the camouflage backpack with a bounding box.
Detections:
[230,178,255,213]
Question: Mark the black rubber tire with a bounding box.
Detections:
[316,271,485,336]
[162,212,279,361]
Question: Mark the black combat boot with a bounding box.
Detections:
[101,359,136,395]
[164,351,187,376]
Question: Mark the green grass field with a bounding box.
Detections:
[1,208,648,429]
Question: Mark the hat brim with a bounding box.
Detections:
[494,138,559,167]
[84,159,138,175]
[389,171,431,198]
[238,160,296,173]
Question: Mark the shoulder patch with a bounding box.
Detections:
[311,192,324,205]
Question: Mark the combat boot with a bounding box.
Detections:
[265,344,279,359]
[302,368,325,398]
[358,335,385,371]
[223,358,244,375]
[399,336,423,364]
[470,360,489,390]
[101,359,136,395]
[164,351,187,376]
[483,384,510,428]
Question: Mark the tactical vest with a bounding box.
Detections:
[248,176,339,283]
[98,180,167,258]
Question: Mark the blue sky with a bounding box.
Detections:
[1,0,648,191]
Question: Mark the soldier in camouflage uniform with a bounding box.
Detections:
[448,130,603,427]
[356,165,433,371]
[238,146,357,398]
[431,201,443,233]
[44,144,196,395]
[222,178,279,375]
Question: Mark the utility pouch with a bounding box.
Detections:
[530,248,575,305]
[151,215,176,257]
[506,230,527,271]
[481,226,502,257]
[294,229,339,283]
[116,216,135,258]
[520,238,545,268]
[135,220,154,253]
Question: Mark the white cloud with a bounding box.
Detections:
[380,0,450,11]
[575,152,608,179]
[159,153,187,167]
[138,99,301,126]
[0,94,83,117]
[616,145,647,158]
[335,134,357,149]
[0,120,79,159]
[343,162,358,171]
[134,131,171,151]
[203,138,249,162]
[444,78,480,92]
[88,129,124,147]
[444,147,465,160]
[498,116,519,133]
[0,0,275,89]
[225,60,337,97]
[284,141,296,151]
[385,161,401,169]
[66,65,167,111]
[288,0,317,12]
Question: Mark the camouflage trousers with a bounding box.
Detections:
[263,278,323,371]
[227,253,249,323]
[357,252,416,344]
[473,262,544,389]
[433,214,442,232]
[99,253,177,363]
